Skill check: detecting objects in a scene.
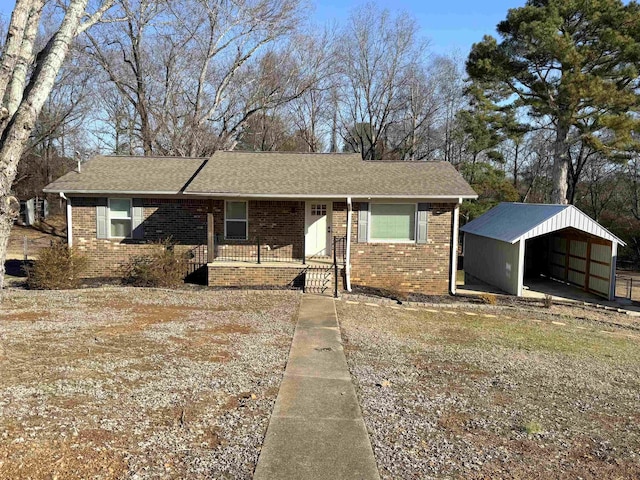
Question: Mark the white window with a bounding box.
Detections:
[225,201,248,240]
[369,204,416,242]
[109,198,132,238]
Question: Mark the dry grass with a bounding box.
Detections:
[338,301,640,479]
[0,288,300,479]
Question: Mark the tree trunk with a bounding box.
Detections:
[513,142,519,189]
[551,119,570,204]
[0,0,90,291]
[0,0,32,103]
[0,208,15,295]
[6,0,44,118]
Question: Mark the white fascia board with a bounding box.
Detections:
[186,192,478,200]
[45,189,478,203]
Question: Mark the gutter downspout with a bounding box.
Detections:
[345,197,353,292]
[60,192,72,247]
[449,199,461,295]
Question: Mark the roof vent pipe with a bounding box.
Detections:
[75,151,81,173]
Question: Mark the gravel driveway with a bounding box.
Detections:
[337,301,640,479]
[0,288,300,479]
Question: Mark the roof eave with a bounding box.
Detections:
[43,188,181,195]
[183,192,479,200]
[45,188,478,200]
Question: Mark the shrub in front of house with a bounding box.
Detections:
[26,241,88,289]
[121,239,188,288]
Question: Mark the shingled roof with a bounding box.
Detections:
[44,151,477,199]
[43,156,208,194]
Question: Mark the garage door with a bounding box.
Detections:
[549,234,611,298]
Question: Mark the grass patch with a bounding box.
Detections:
[338,301,640,479]
[346,305,640,360]
[522,420,543,435]
[460,316,638,360]
[401,309,640,361]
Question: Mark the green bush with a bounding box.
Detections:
[26,241,88,289]
[121,240,188,288]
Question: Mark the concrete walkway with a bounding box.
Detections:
[253,295,380,480]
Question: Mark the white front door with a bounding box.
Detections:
[305,201,331,256]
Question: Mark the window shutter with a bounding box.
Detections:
[132,198,144,239]
[357,202,369,243]
[96,198,108,239]
[417,203,429,244]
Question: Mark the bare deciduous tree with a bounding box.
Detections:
[338,4,425,160]
[0,0,115,291]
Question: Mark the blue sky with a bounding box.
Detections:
[0,0,525,56]
[314,0,525,55]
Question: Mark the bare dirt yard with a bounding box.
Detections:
[6,215,67,259]
[338,301,640,479]
[0,288,300,479]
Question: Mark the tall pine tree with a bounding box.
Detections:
[466,0,640,204]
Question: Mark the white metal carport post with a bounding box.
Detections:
[517,239,525,297]
[609,242,618,301]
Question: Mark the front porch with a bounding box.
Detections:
[189,198,346,294]
[207,259,342,295]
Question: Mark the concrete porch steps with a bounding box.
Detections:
[305,266,333,295]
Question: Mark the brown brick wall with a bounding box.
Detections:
[71,195,454,291]
[332,201,455,295]
[71,197,306,278]
[210,200,305,261]
[208,265,306,288]
[71,197,209,277]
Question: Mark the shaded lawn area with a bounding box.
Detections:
[337,302,640,479]
[0,288,300,480]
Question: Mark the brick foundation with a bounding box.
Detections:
[208,264,307,288]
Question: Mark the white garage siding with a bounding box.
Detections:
[464,233,523,295]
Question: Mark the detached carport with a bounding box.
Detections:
[460,203,625,301]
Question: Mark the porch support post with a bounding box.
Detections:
[345,197,353,292]
[207,212,215,263]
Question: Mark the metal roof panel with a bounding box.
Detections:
[460,203,625,246]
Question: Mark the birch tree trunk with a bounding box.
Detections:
[0,0,113,292]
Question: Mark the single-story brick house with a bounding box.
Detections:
[43,152,476,295]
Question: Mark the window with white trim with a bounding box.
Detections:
[225,201,248,240]
[109,198,132,238]
[369,203,416,242]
